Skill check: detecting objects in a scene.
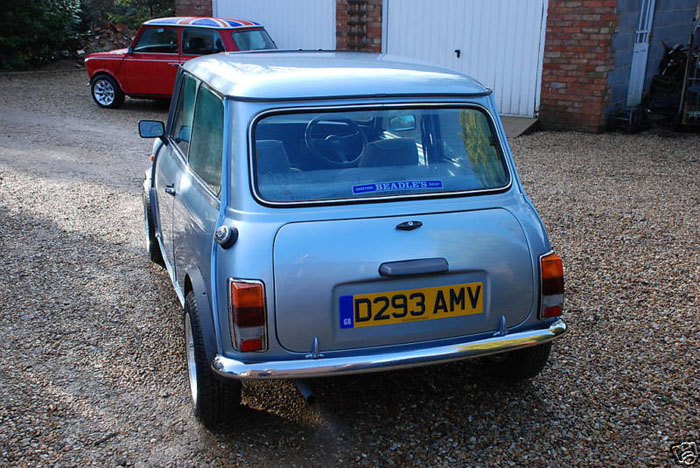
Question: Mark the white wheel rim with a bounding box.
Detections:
[94,79,115,106]
[185,313,198,405]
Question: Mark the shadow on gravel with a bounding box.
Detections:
[0,197,189,463]
[208,359,554,466]
[0,174,557,466]
[117,97,171,113]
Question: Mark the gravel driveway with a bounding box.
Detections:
[0,70,697,467]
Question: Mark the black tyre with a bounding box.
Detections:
[142,188,164,266]
[184,292,242,428]
[482,342,552,383]
[91,74,125,109]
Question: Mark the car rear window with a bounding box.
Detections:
[232,29,276,50]
[251,107,509,203]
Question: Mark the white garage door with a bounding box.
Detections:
[384,0,548,117]
[213,0,336,50]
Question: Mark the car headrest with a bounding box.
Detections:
[188,36,206,53]
[256,140,291,174]
[358,138,419,167]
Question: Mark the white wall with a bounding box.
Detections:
[384,0,548,117]
[213,0,336,50]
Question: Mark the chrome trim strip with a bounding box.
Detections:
[156,235,184,306]
[245,102,513,208]
[211,319,567,380]
[233,91,493,103]
[538,250,553,319]
[84,57,125,62]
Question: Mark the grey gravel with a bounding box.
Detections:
[0,71,698,467]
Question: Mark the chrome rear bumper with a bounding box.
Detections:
[211,319,567,380]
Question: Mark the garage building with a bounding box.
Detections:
[177,0,698,132]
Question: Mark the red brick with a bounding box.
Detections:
[540,0,618,131]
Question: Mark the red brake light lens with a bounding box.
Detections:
[229,280,266,351]
[240,339,264,352]
[230,282,265,327]
[540,253,564,318]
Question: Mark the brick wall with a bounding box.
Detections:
[336,0,382,52]
[175,0,212,17]
[539,0,620,132]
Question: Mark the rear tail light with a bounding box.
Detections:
[229,280,267,352]
[540,252,564,318]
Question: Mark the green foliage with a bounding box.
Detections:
[0,0,82,70]
[458,110,506,188]
[109,0,174,30]
[0,0,174,70]
[78,0,116,32]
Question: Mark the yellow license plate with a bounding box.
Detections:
[339,282,483,329]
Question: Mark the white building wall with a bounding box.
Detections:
[213,0,336,50]
[384,0,548,117]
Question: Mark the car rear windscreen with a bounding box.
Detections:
[232,29,276,51]
[251,107,509,203]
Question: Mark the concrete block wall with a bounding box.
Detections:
[606,0,697,117]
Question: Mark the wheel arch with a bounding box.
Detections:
[184,268,219,362]
[90,70,126,93]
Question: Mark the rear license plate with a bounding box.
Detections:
[339,282,483,329]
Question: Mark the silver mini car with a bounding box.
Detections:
[139,51,567,427]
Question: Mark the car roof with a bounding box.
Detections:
[143,17,262,29]
[183,51,490,101]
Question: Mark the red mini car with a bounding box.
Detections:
[85,17,276,108]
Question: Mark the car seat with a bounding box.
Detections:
[358,137,419,167]
[186,36,206,54]
[256,140,291,174]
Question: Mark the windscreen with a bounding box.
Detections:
[252,107,509,203]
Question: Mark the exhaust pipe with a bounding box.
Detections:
[295,379,316,404]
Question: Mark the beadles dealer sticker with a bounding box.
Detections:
[353,180,443,194]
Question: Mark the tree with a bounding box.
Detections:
[0,0,82,70]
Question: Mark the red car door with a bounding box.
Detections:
[123,26,180,97]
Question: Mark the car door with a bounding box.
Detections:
[180,27,225,65]
[172,84,224,290]
[154,73,198,269]
[124,26,180,96]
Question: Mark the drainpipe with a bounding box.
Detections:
[626,0,656,106]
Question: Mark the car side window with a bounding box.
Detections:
[170,74,198,155]
[182,28,225,55]
[188,86,224,195]
[134,27,178,53]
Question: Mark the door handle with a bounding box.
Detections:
[165,184,176,196]
[379,258,449,277]
[168,62,180,67]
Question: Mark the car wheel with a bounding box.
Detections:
[91,75,125,109]
[184,291,242,428]
[142,188,164,266]
[482,342,552,383]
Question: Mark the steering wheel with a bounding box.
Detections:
[304,115,368,166]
